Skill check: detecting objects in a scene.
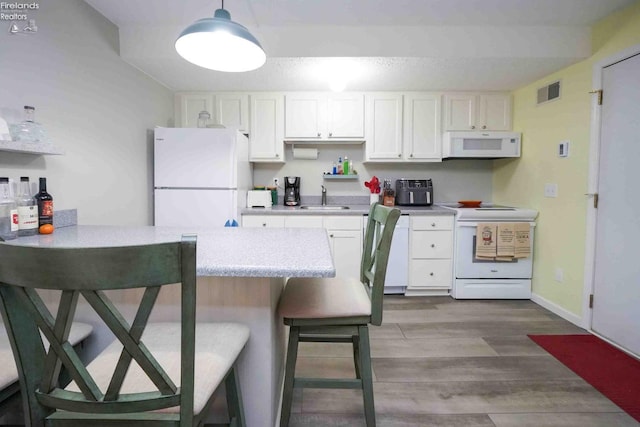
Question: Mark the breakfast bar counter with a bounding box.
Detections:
[3,225,335,427]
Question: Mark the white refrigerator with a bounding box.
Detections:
[153,127,252,227]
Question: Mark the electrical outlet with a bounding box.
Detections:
[544,183,558,198]
[554,268,564,283]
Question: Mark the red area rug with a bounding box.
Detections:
[529,334,640,422]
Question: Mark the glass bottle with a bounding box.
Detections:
[10,105,47,142]
[337,156,343,175]
[35,177,53,229]
[0,177,18,241]
[17,177,38,236]
[343,156,350,175]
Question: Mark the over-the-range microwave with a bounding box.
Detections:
[443,131,521,159]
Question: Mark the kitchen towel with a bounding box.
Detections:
[496,222,516,258]
[476,223,497,259]
[514,222,531,258]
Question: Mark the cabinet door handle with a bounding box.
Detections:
[482,125,487,129]
[471,125,476,129]
[329,234,334,238]
[430,272,434,276]
[410,154,414,157]
[431,244,435,248]
[275,153,280,158]
[398,154,402,158]
[262,223,267,227]
[317,132,321,137]
[329,132,333,137]
[431,223,436,227]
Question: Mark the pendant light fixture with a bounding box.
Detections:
[175,0,266,72]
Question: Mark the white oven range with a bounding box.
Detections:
[439,204,538,299]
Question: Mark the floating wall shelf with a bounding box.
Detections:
[0,140,64,155]
[323,174,359,180]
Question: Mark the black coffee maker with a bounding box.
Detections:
[284,176,301,206]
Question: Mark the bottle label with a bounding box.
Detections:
[39,200,54,225]
[10,209,19,232]
[18,205,38,230]
[41,200,53,216]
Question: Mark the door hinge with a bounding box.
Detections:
[589,89,603,105]
[584,193,599,208]
[589,294,594,308]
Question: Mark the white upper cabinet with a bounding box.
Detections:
[175,92,249,132]
[249,93,285,162]
[443,92,511,131]
[403,92,442,162]
[175,93,214,128]
[284,93,364,140]
[215,93,249,133]
[478,93,511,131]
[365,93,403,161]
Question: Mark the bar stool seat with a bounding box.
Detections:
[278,277,371,320]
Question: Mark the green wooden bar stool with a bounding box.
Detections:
[277,203,401,427]
[0,235,248,427]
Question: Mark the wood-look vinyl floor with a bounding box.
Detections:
[289,296,639,427]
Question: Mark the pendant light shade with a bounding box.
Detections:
[175,8,266,72]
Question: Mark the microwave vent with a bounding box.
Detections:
[537,81,561,105]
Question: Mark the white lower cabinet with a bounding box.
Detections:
[242,214,362,279]
[407,215,454,295]
[241,215,285,228]
[323,216,363,279]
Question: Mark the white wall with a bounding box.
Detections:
[253,145,494,202]
[0,0,173,225]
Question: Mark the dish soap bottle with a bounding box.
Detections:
[343,156,350,175]
[0,177,18,241]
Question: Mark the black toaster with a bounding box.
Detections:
[395,179,433,206]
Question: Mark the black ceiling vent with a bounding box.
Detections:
[537,80,561,105]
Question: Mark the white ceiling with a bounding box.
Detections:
[84,0,635,92]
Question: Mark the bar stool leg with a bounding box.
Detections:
[280,326,300,427]
[358,325,376,427]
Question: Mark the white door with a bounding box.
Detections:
[591,52,640,357]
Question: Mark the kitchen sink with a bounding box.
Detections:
[299,205,350,210]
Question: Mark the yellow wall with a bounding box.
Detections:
[492,0,640,318]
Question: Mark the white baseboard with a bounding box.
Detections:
[531,292,585,328]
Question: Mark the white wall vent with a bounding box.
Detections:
[537,80,561,105]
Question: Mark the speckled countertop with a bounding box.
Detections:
[241,204,454,216]
[2,225,335,279]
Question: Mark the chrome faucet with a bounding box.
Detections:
[321,185,327,205]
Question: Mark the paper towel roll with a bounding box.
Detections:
[292,147,318,160]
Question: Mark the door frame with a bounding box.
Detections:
[583,43,640,329]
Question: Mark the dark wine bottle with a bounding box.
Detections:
[35,177,53,228]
